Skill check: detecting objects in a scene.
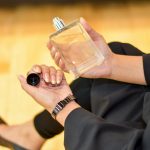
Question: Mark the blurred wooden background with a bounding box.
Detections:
[0,1,150,150]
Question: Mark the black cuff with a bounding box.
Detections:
[64,108,100,149]
[34,110,64,139]
[143,54,150,85]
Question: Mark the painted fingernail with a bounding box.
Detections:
[57,79,60,84]
[52,80,56,84]
[55,52,59,57]
[34,66,40,73]
[51,75,56,84]
[45,73,49,82]
[51,47,55,52]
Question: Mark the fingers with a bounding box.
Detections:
[46,66,64,85]
[47,42,68,72]
[27,65,42,75]
[54,52,61,65]
[50,47,68,72]
[47,41,52,50]
[28,65,64,85]
[49,66,57,84]
[59,59,67,72]
[50,46,56,58]
[56,70,64,84]
[41,65,51,83]
[50,46,61,66]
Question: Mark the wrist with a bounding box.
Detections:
[48,95,80,126]
[109,54,146,84]
[51,94,75,119]
[49,91,73,113]
[109,53,119,80]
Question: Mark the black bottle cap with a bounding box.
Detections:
[27,73,40,86]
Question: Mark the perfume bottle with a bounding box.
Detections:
[49,17,104,78]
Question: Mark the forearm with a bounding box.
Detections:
[110,54,146,85]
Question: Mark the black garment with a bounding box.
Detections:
[34,42,150,150]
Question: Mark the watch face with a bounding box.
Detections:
[27,73,40,86]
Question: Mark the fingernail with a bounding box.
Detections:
[45,74,49,82]
[51,76,56,84]
[57,79,60,84]
[80,17,85,22]
[52,80,56,85]
[51,47,55,52]
[55,52,60,58]
[34,67,40,73]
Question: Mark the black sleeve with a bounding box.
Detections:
[63,42,150,150]
[70,77,93,111]
[64,108,144,150]
[109,42,150,85]
[143,54,150,85]
[108,42,145,56]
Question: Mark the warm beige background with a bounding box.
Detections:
[0,2,150,150]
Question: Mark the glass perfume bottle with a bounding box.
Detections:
[49,17,104,78]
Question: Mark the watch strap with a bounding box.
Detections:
[51,95,76,119]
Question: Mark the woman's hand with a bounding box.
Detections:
[47,17,115,79]
[18,65,73,113]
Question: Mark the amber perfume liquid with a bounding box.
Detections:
[49,18,104,78]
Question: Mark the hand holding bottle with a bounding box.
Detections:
[47,18,115,79]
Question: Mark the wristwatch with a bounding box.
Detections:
[51,95,76,119]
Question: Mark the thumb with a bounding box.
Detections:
[80,17,101,41]
[18,75,37,96]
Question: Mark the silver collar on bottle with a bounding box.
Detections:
[53,17,65,31]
